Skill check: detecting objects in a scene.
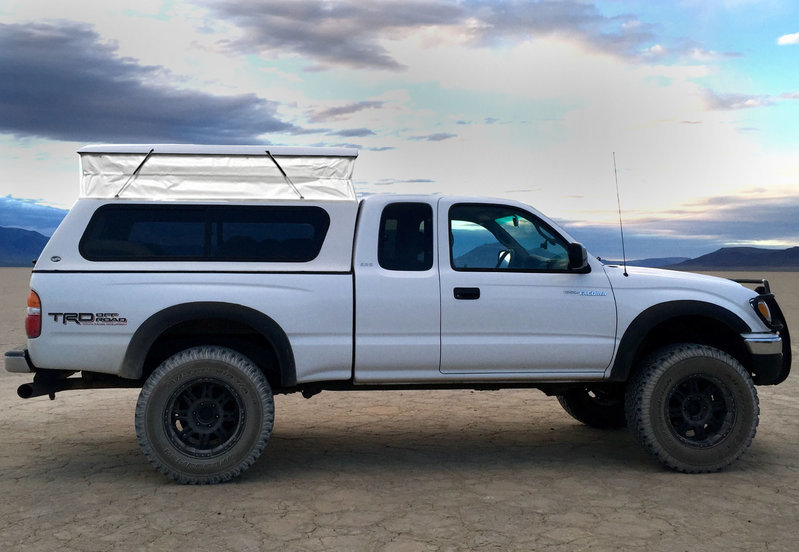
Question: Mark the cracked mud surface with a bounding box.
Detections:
[1,268,797,551]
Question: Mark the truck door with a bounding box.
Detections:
[353,197,441,382]
[438,199,616,377]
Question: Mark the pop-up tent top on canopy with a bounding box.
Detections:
[78,144,359,201]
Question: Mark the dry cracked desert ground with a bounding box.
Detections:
[1,267,797,551]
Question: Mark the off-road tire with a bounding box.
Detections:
[135,346,274,484]
[625,344,758,473]
[557,385,627,428]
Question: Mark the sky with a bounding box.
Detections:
[1,0,798,259]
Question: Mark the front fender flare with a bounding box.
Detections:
[608,300,751,382]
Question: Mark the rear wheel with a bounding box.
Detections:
[626,344,758,473]
[135,346,274,484]
[557,385,627,428]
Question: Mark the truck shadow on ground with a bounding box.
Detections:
[247,421,653,480]
[4,421,660,485]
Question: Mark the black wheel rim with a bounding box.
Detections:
[666,374,734,447]
[164,377,246,458]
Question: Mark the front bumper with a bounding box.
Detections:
[742,333,782,355]
[741,333,790,385]
[5,350,34,373]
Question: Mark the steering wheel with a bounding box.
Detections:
[496,249,511,268]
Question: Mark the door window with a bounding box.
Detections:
[449,204,570,271]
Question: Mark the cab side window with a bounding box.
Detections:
[378,203,434,271]
[449,204,570,271]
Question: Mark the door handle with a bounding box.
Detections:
[454,287,480,300]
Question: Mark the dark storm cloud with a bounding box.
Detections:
[648,196,799,243]
[209,0,462,70]
[0,21,300,143]
[207,0,661,70]
[560,196,799,259]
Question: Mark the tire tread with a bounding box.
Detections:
[625,343,758,473]
[134,346,274,484]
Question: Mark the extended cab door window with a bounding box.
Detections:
[378,202,434,271]
[450,204,570,271]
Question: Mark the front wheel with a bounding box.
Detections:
[135,346,274,484]
[626,344,758,473]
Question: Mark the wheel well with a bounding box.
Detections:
[122,302,296,388]
[610,301,752,383]
[632,316,749,371]
[141,318,283,387]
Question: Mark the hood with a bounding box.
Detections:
[602,264,758,304]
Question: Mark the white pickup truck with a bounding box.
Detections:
[5,145,791,484]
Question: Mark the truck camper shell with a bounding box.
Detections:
[78,144,359,202]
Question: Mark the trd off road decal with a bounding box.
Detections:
[48,312,128,326]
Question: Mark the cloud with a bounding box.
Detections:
[208,0,462,70]
[372,178,436,186]
[207,0,666,70]
[408,132,457,142]
[704,90,776,110]
[308,101,385,122]
[777,32,799,45]
[0,21,301,143]
[329,128,377,138]
[688,47,739,61]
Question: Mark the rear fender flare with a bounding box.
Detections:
[120,302,296,385]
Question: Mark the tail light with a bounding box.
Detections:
[25,290,41,338]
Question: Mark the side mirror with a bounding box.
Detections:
[567,242,589,271]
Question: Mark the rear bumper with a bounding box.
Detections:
[5,350,34,373]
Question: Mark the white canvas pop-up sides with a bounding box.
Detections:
[78,144,359,201]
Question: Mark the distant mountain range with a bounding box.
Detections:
[0,197,68,266]
[0,226,50,267]
[666,246,799,270]
[0,196,68,235]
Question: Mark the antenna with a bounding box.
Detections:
[613,152,628,277]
